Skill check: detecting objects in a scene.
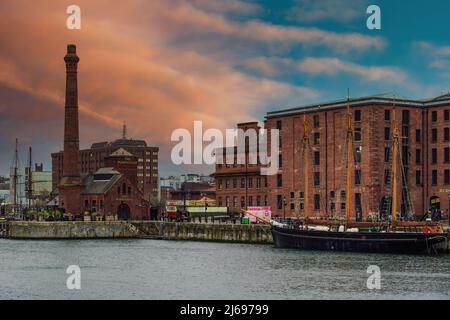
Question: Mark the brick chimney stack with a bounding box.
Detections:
[59,44,83,214]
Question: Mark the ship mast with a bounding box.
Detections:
[303,114,310,221]
[391,99,399,227]
[345,91,353,223]
[11,138,20,217]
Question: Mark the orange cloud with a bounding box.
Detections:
[0,0,381,174]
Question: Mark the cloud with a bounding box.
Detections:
[287,0,369,23]
[187,0,262,15]
[240,56,407,84]
[0,0,330,175]
[297,57,407,83]
[412,41,450,78]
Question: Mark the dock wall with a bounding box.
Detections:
[7,221,139,239]
[132,221,273,244]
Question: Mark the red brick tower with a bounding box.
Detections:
[59,44,83,214]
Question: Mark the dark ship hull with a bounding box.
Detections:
[271,226,448,255]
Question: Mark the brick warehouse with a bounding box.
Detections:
[215,94,450,220]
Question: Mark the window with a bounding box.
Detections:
[416,170,421,185]
[445,147,450,164]
[277,174,282,188]
[299,192,304,199]
[445,170,450,185]
[241,178,245,188]
[354,128,362,142]
[385,109,391,121]
[279,154,283,168]
[432,148,437,164]
[402,126,409,144]
[314,194,320,211]
[277,195,283,210]
[247,178,253,188]
[122,183,126,195]
[355,147,362,163]
[314,151,320,165]
[256,177,261,189]
[402,146,409,166]
[100,200,104,209]
[218,179,223,190]
[233,196,238,208]
[355,170,361,185]
[314,132,320,145]
[330,191,335,200]
[257,196,261,206]
[290,192,295,199]
[432,170,438,185]
[354,110,361,122]
[415,149,421,165]
[225,179,230,189]
[248,196,253,207]
[402,110,410,125]
[264,177,268,188]
[290,203,295,211]
[314,172,320,186]
[432,128,438,143]
[85,199,89,208]
[218,197,223,207]
[233,178,237,189]
[276,120,282,130]
[445,109,450,121]
[128,187,131,195]
[313,115,320,128]
[384,147,390,162]
[264,195,268,206]
[385,127,390,141]
[241,197,245,208]
[416,129,421,143]
[432,111,438,122]
[384,170,391,185]
[444,128,449,141]
[355,193,362,220]
[226,196,230,207]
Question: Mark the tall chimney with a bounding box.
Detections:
[63,44,80,180]
[59,44,83,214]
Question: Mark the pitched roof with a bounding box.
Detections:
[82,168,122,195]
[109,148,133,157]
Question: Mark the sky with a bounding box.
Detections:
[1,0,450,177]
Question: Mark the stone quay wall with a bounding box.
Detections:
[132,221,273,244]
[5,220,273,244]
[7,221,139,239]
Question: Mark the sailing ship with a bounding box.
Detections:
[245,94,448,255]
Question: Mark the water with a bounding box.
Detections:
[0,239,449,300]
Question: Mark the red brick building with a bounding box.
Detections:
[81,168,148,219]
[214,122,268,213]
[55,44,150,219]
[215,94,450,220]
[52,139,159,201]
